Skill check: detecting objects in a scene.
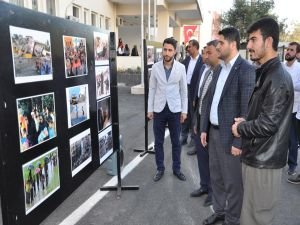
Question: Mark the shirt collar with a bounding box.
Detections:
[190,54,199,61]
[221,53,239,70]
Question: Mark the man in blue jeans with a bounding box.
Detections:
[148,37,188,182]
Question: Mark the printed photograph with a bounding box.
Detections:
[94,32,109,66]
[155,48,163,62]
[95,66,110,99]
[66,84,90,128]
[147,45,154,65]
[63,36,88,78]
[10,26,52,84]
[22,147,60,215]
[98,126,113,164]
[70,129,92,177]
[17,93,57,153]
[97,97,111,132]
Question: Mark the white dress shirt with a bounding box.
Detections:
[186,54,199,84]
[210,54,239,125]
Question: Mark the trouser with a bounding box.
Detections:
[153,104,181,172]
[240,163,282,225]
[288,113,299,171]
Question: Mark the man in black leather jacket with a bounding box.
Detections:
[232,17,294,225]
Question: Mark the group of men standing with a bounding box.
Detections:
[147,17,297,225]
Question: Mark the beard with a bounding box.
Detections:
[285,54,296,61]
[163,55,173,62]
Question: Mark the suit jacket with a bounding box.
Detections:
[200,55,256,151]
[182,55,203,100]
[148,60,188,114]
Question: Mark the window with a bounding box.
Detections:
[9,0,24,7]
[100,15,104,28]
[91,12,97,26]
[72,5,80,18]
[32,0,38,11]
[84,9,89,24]
[46,0,56,16]
[105,17,110,30]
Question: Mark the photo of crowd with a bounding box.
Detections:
[22,147,60,215]
[63,36,88,78]
[97,97,111,132]
[10,26,53,84]
[95,66,110,99]
[69,129,92,177]
[98,126,113,164]
[147,45,154,65]
[94,32,109,66]
[66,84,90,128]
[17,93,57,152]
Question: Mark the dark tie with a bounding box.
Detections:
[199,70,213,114]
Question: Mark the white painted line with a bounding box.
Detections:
[59,129,170,225]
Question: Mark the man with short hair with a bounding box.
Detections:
[284,42,300,176]
[201,27,255,225]
[148,37,188,182]
[232,17,294,225]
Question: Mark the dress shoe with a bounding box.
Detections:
[190,188,208,197]
[173,171,186,181]
[203,195,212,207]
[203,213,225,225]
[187,149,197,155]
[153,170,164,182]
[180,138,188,145]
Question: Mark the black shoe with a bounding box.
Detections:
[203,213,225,225]
[190,188,208,197]
[287,174,300,184]
[153,170,164,182]
[203,195,212,207]
[180,138,188,145]
[187,149,197,155]
[173,171,186,181]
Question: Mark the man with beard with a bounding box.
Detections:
[283,42,300,176]
[148,37,188,182]
[232,17,294,225]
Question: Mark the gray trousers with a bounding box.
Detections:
[240,163,282,225]
[209,127,243,225]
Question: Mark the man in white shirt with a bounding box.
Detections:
[284,42,300,176]
[148,37,188,182]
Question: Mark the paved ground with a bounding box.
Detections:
[2,86,300,225]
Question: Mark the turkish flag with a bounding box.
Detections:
[183,25,198,43]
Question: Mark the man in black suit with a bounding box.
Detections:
[181,39,203,148]
[200,27,255,225]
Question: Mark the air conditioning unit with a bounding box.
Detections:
[116,17,123,27]
[66,15,79,23]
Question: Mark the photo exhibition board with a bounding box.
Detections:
[0,2,117,225]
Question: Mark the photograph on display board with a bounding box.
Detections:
[66,84,90,128]
[147,45,154,65]
[69,128,92,177]
[10,26,53,84]
[98,126,113,164]
[97,97,111,132]
[63,35,88,78]
[17,93,57,153]
[94,32,109,66]
[22,147,60,215]
[95,66,110,99]
[155,48,163,62]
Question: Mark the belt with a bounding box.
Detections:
[211,124,219,129]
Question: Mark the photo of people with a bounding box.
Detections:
[97,97,111,132]
[147,45,154,65]
[17,93,57,152]
[69,129,92,177]
[22,147,60,215]
[63,36,88,78]
[10,26,53,84]
[155,48,163,62]
[66,84,90,128]
[98,126,113,164]
[95,66,110,99]
[94,32,109,66]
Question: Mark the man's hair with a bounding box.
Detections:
[163,37,177,50]
[206,40,219,48]
[289,42,300,53]
[247,17,279,51]
[218,27,240,50]
[189,39,200,50]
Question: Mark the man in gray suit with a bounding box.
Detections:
[148,37,188,182]
[200,27,255,225]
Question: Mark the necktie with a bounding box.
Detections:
[199,70,213,114]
